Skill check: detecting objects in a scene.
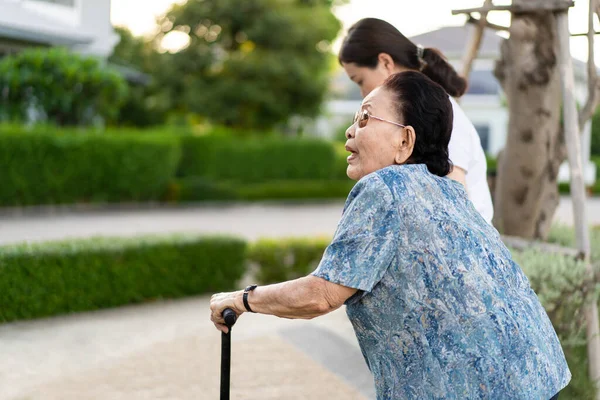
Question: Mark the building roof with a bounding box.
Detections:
[0,1,92,46]
[409,25,504,59]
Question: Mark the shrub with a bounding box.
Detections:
[249,237,330,284]
[486,154,497,175]
[547,224,600,262]
[178,135,338,182]
[0,128,181,206]
[166,177,354,203]
[236,180,354,201]
[0,47,128,126]
[0,235,246,323]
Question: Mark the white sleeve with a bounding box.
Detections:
[448,98,476,173]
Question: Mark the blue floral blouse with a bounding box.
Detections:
[312,164,571,400]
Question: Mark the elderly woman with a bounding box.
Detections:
[210,72,570,399]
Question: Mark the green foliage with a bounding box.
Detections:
[592,111,600,157]
[0,48,128,126]
[486,154,498,175]
[178,135,338,182]
[513,249,590,343]
[154,0,342,129]
[236,180,353,201]
[0,125,180,206]
[168,177,354,202]
[0,235,247,322]
[109,27,171,127]
[249,237,329,284]
[547,224,600,263]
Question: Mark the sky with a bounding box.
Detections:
[111,0,597,63]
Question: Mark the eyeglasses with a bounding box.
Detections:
[353,109,406,129]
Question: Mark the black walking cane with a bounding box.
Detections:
[220,308,237,400]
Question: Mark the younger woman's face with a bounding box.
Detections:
[342,62,391,98]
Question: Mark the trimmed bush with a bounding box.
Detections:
[0,128,181,206]
[165,178,354,203]
[0,235,246,322]
[236,180,354,201]
[249,237,330,284]
[178,135,338,182]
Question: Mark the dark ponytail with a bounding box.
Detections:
[339,18,468,97]
[420,48,467,97]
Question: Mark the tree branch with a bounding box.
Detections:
[578,0,600,128]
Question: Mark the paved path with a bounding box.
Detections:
[1,197,599,246]
[0,296,373,400]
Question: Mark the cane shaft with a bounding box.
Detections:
[220,330,232,400]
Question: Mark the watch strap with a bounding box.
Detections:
[243,285,258,313]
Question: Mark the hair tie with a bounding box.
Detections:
[416,44,424,60]
[416,44,426,70]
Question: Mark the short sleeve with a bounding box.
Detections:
[448,97,476,172]
[312,173,399,294]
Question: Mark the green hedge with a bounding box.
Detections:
[178,135,340,182]
[249,237,329,284]
[0,127,181,206]
[0,235,246,322]
[165,177,355,202]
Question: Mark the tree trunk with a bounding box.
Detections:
[493,10,566,239]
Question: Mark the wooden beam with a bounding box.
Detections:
[556,10,600,396]
[571,31,600,37]
[461,0,494,80]
[578,0,600,129]
[452,1,575,15]
[466,15,509,31]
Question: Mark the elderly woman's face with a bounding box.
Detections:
[345,87,414,181]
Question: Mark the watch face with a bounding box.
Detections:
[245,284,258,292]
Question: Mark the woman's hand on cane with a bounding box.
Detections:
[210,291,245,334]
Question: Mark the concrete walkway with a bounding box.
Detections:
[1,197,599,246]
[0,296,373,400]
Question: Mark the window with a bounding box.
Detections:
[467,70,500,96]
[474,124,490,152]
[29,0,75,7]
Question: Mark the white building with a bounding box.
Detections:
[0,0,118,58]
[317,25,596,185]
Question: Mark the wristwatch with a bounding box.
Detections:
[243,284,258,313]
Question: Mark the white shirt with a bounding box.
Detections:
[448,97,494,224]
